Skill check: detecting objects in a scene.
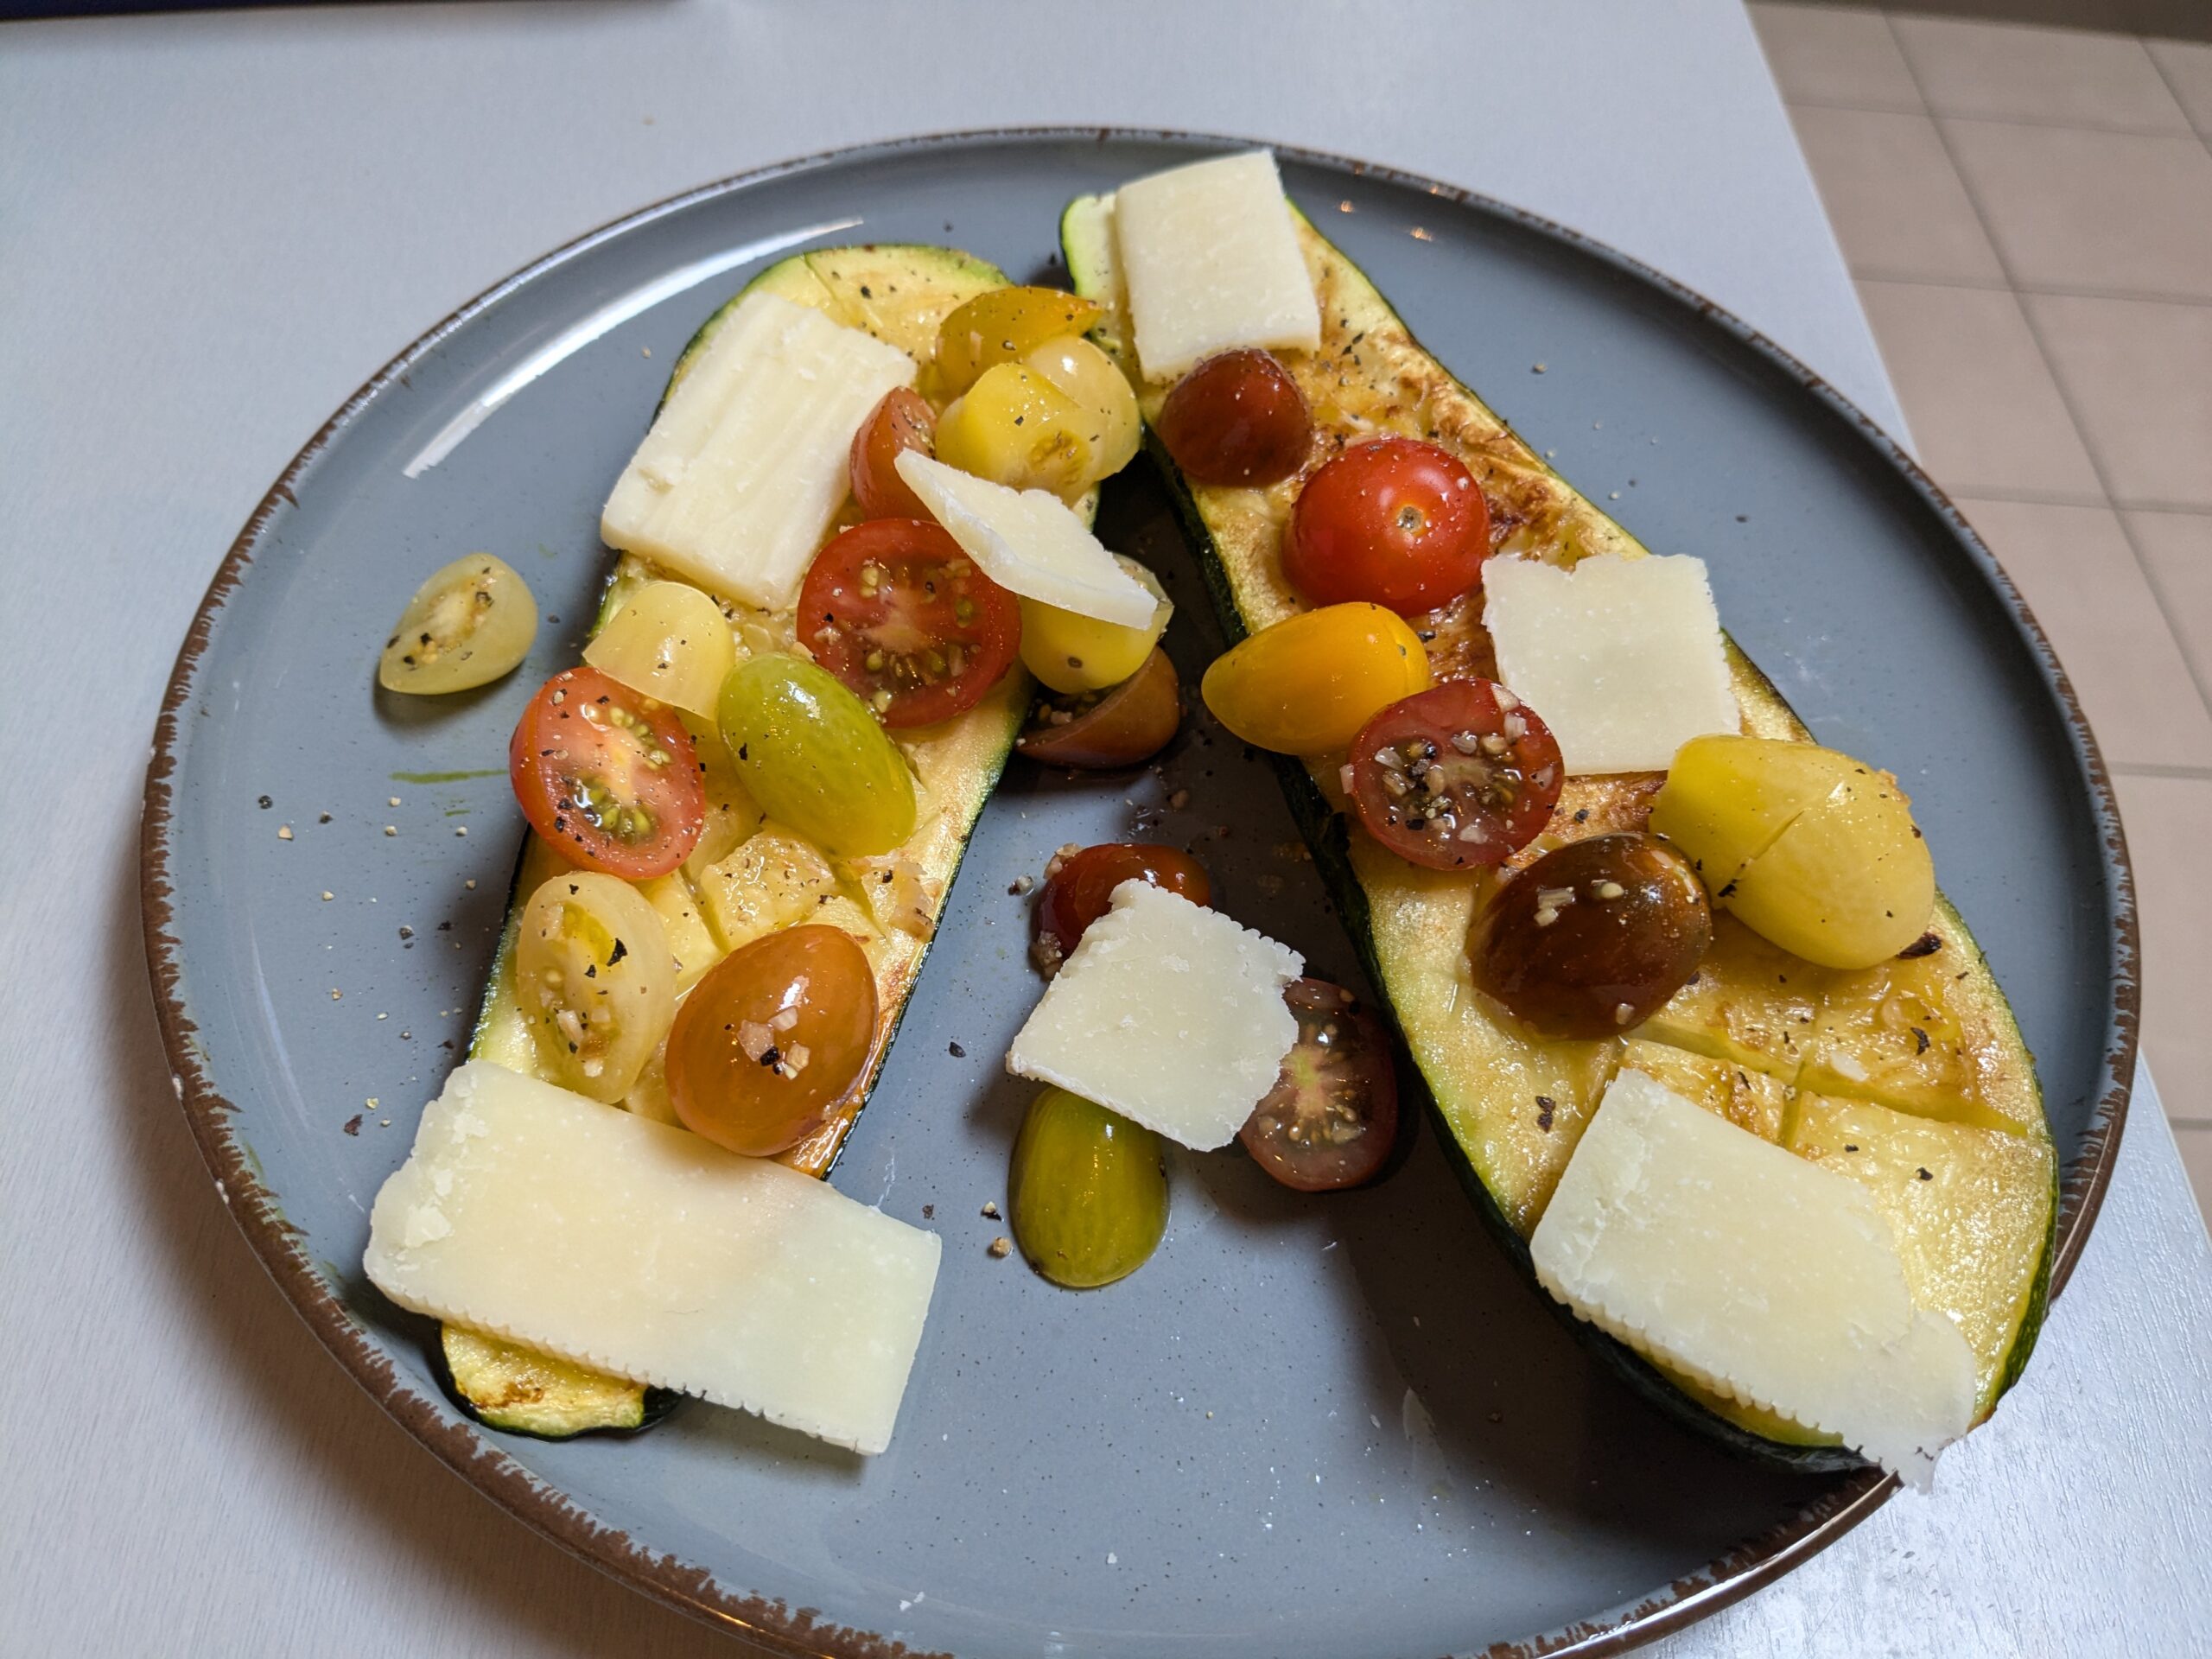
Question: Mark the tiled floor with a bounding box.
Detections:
[1749,3,2212,1224]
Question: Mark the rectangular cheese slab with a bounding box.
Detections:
[364,1062,940,1454]
[1529,1070,1975,1485]
[1112,150,1323,383]
[897,450,1157,626]
[601,290,915,611]
[1484,552,1739,775]
[1006,881,1301,1150]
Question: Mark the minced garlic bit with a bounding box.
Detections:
[988,1236,1013,1259]
[321,891,334,901]
[277,824,294,841]
[1593,880,1626,900]
[384,825,397,837]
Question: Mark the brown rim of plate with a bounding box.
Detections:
[138,127,2138,1659]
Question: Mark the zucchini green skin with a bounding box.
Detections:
[1063,197,2053,1474]
[451,245,1041,1439]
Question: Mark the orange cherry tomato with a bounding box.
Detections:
[664,925,879,1157]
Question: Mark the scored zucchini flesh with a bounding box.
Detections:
[1063,194,2055,1464]
[446,247,1074,1436]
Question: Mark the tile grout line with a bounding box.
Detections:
[1784,91,2196,143]
[2139,39,2212,156]
[1880,10,2212,728]
[1927,482,2210,516]
[1846,268,2212,310]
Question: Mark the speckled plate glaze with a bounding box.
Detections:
[143,131,2135,1659]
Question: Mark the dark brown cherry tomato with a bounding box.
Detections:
[1286,437,1491,615]
[1472,833,1712,1039]
[1349,680,1562,870]
[665,925,879,1157]
[508,666,705,879]
[1015,645,1180,769]
[1239,979,1399,1192]
[798,518,1022,729]
[1035,842,1212,962]
[849,388,938,519]
[1155,350,1314,487]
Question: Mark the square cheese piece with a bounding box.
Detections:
[601,290,916,611]
[1530,1069,1976,1486]
[1113,149,1322,383]
[1484,552,1739,774]
[897,452,1156,627]
[364,1062,940,1455]
[1006,881,1302,1150]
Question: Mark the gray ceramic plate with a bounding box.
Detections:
[143,131,2135,1659]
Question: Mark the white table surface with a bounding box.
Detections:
[3,2,2207,1654]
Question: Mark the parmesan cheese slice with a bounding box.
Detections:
[601,290,916,611]
[1529,1070,1976,1486]
[1483,553,1739,775]
[895,451,1157,627]
[1006,881,1302,1150]
[364,1062,939,1455]
[1111,150,1322,383]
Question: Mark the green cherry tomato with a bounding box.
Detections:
[1007,1086,1169,1288]
[715,654,917,857]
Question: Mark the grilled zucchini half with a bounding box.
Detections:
[442,246,1074,1437]
[1062,194,2056,1470]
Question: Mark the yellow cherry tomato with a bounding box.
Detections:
[582,581,736,719]
[1020,556,1172,694]
[935,364,1095,498]
[1200,603,1432,755]
[1023,335,1141,483]
[933,286,1104,398]
[1651,734,1936,969]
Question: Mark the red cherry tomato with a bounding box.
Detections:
[665,925,879,1157]
[1034,842,1212,963]
[1155,350,1314,487]
[798,518,1022,728]
[1286,437,1491,615]
[508,666,704,879]
[849,388,937,520]
[1239,978,1399,1192]
[1348,680,1562,870]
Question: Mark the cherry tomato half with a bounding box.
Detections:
[1155,350,1313,487]
[1239,979,1399,1192]
[798,518,1022,728]
[1286,437,1491,615]
[1015,645,1181,769]
[1348,680,1562,870]
[849,388,938,520]
[665,924,879,1158]
[1471,833,1712,1039]
[509,666,705,879]
[1035,842,1212,963]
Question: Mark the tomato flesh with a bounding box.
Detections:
[1349,681,1562,870]
[1239,979,1398,1192]
[509,666,705,879]
[1286,437,1491,615]
[798,518,1021,728]
[665,925,879,1157]
[849,388,937,520]
[1155,350,1313,487]
[1034,842,1211,963]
